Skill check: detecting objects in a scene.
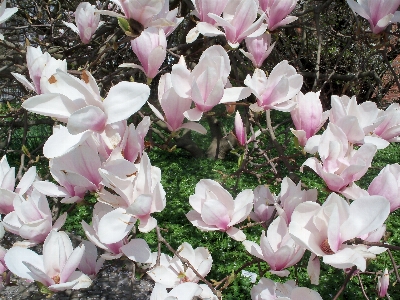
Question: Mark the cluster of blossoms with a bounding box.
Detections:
[1,0,400,299]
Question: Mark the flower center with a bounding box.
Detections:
[52,274,60,284]
[320,239,335,255]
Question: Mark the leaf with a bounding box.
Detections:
[117,17,131,33]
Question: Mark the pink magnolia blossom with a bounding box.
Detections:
[200,0,267,48]
[121,27,167,79]
[373,103,400,142]
[235,111,247,146]
[0,0,18,40]
[154,0,184,36]
[186,0,229,43]
[100,0,176,29]
[249,185,276,223]
[147,242,212,288]
[347,0,400,34]
[63,2,102,44]
[245,61,303,112]
[251,278,323,300]
[243,216,305,277]
[12,46,67,94]
[290,91,329,147]
[303,123,377,192]
[377,268,389,298]
[289,193,390,271]
[21,69,150,157]
[120,116,151,163]
[2,189,67,246]
[148,73,206,134]
[171,46,250,121]
[77,240,104,278]
[186,179,253,241]
[4,230,92,291]
[82,202,152,262]
[329,95,388,149]
[240,33,275,68]
[0,157,38,214]
[342,175,400,214]
[259,0,298,31]
[98,152,166,234]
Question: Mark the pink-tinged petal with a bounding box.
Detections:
[43,125,91,158]
[51,271,91,291]
[119,63,145,74]
[307,253,320,285]
[146,46,166,79]
[33,181,68,197]
[226,227,246,241]
[60,244,85,283]
[150,282,169,299]
[346,0,369,20]
[184,107,204,122]
[103,82,150,125]
[5,247,45,282]
[147,265,179,288]
[180,122,207,134]
[168,282,203,299]
[0,189,16,214]
[220,87,251,104]
[126,195,153,217]
[322,247,366,271]
[171,62,191,98]
[22,93,81,120]
[52,212,67,231]
[67,106,107,134]
[242,240,264,260]
[196,21,224,37]
[62,21,79,33]
[202,199,231,230]
[340,196,390,241]
[186,210,220,231]
[81,220,108,251]
[11,72,35,91]
[97,208,136,244]
[137,216,157,233]
[148,103,165,121]
[121,238,152,263]
[327,206,341,252]
[377,269,389,298]
[19,219,52,243]
[229,189,253,225]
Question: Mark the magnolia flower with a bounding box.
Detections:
[149,73,206,134]
[147,242,212,288]
[154,0,184,36]
[63,2,102,44]
[82,202,151,266]
[121,27,167,79]
[249,185,276,223]
[290,91,329,147]
[240,33,275,68]
[245,61,303,112]
[77,240,105,278]
[243,216,305,276]
[186,179,253,241]
[373,103,400,142]
[329,95,388,149]
[99,0,175,29]
[289,193,390,271]
[98,152,166,234]
[343,164,400,212]
[0,156,38,214]
[4,230,91,291]
[303,123,377,192]
[199,0,267,48]
[2,189,67,246]
[12,46,67,94]
[235,111,247,146]
[0,0,18,40]
[347,0,400,34]
[259,0,298,31]
[377,268,389,298]
[120,116,151,163]
[186,0,229,43]
[170,46,250,121]
[251,278,323,300]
